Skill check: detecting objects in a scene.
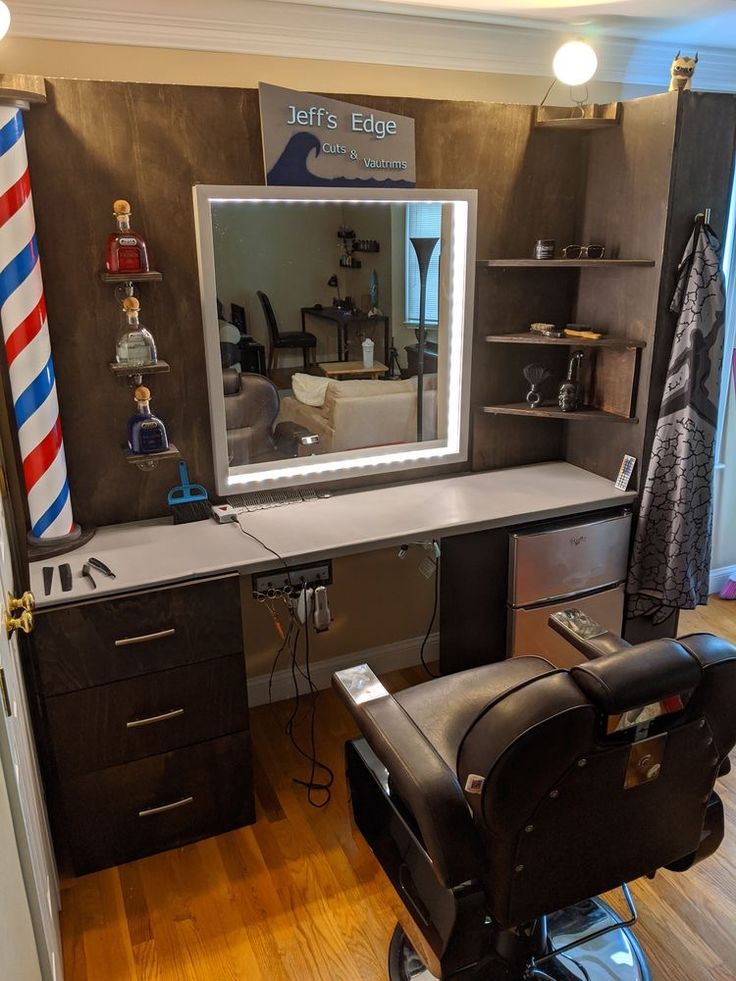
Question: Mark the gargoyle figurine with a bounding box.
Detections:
[670,51,698,91]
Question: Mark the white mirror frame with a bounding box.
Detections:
[193,185,477,495]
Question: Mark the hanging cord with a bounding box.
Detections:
[235,517,334,807]
[570,85,590,117]
[290,615,334,807]
[420,547,440,678]
[539,77,557,109]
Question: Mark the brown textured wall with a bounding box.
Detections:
[22,78,584,528]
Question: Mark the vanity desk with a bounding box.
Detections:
[26,462,634,875]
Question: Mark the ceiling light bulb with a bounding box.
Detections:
[0,3,10,42]
[553,41,598,87]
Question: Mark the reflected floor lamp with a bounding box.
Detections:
[410,236,440,442]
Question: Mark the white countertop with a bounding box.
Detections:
[30,463,635,608]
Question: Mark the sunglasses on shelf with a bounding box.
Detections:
[562,245,606,259]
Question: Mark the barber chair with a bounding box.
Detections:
[333,611,736,980]
[223,366,319,465]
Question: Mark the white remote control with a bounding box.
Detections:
[615,455,636,491]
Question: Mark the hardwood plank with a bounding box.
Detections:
[58,603,736,980]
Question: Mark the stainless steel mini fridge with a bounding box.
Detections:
[508,510,632,668]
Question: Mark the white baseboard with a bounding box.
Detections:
[710,565,736,595]
[248,631,439,707]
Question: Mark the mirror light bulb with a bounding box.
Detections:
[0,3,10,42]
[553,41,598,87]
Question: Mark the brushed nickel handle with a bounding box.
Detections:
[126,707,184,729]
[138,795,193,818]
[114,627,176,648]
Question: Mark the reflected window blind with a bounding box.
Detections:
[405,203,442,325]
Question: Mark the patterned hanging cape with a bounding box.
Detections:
[627,222,726,623]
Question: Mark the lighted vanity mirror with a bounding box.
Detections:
[193,186,476,494]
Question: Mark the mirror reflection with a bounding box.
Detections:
[193,189,468,492]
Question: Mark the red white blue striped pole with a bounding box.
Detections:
[0,104,78,543]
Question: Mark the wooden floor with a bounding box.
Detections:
[59,600,736,980]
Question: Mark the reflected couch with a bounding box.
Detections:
[276,375,438,453]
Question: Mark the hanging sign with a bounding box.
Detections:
[259,82,416,188]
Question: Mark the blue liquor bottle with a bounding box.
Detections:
[128,385,169,454]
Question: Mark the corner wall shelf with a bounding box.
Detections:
[485,333,646,349]
[125,443,180,471]
[481,259,655,268]
[482,404,637,423]
[534,103,621,130]
[100,271,163,283]
[108,360,170,378]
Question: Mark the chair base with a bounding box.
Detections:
[388,897,651,981]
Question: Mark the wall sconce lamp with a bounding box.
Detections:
[0,3,10,41]
[553,41,598,87]
[540,39,599,111]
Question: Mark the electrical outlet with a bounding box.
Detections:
[251,560,332,595]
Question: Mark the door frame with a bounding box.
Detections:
[0,342,60,980]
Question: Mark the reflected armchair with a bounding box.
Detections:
[222,367,318,466]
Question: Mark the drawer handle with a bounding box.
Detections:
[114,628,176,648]
[138,796,194,818]
[126,707,184,729]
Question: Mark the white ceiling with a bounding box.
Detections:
[8,0,736,90]
[274,0,736,46]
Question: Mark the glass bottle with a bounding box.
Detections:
[128,386,169,455]
[105,199,150,274]
[116,296,157,366]
[558,350,585,412]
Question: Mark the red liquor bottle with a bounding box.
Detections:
[105,199,150,273]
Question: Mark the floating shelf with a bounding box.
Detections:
[108,360,170,377]
[534,103,621,130]
[125,443,180,471]
[482,404,637,423]
[485,333,646,349]
[100,271,163,283]
[482,259,655,268]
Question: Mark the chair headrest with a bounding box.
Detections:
[223,367,240,395]
[571,639,701,714]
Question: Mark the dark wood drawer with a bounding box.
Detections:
[62,730,254,875]
[33,575,242,695]
[45,654,249,776]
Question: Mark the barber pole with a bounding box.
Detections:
[0,104,77,543]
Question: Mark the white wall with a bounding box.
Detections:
[212,200,396,366]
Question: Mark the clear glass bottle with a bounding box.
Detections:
[105,199,150,273]
[128,385,169,455]
[116,296,157,366]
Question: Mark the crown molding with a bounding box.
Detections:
[8,0,736,92]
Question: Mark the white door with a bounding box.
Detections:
[0,478,62,980]
[0,739,42,980]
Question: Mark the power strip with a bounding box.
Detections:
[251,560,332,595]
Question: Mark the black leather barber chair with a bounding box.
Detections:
[222,366,319,466]
[333,611,736,981]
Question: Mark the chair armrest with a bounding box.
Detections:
[549,608,631,661]
[333,665,482,889]
[273,421,320,457]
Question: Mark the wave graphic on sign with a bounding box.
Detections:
[267,132,414,188]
